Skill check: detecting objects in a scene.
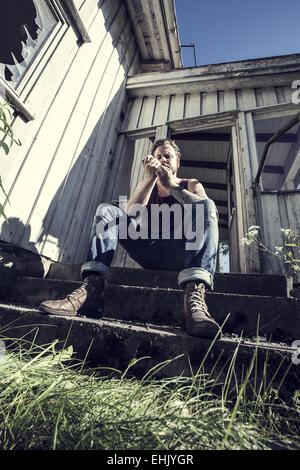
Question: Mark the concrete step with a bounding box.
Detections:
[0,301,299,402]
[2,276,300,342]
[47,264,294,298]
[0,241,295,298]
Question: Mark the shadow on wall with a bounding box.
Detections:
[0,217,38,254]
[0,0,138,264]
[35,0,139,263]
[0,218,46,283]
[35,93,134,264]
[0,90,134,266]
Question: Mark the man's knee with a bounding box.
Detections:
[198,198,218,220]
[191,198,218,220]
[94,203,121,222]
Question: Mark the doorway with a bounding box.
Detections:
[170,125,237,273]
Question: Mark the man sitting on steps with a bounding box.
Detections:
[40,138,221,338]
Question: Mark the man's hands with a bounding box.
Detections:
[142,155,161,180]
[142,155,176,189]
[155,164,177,189]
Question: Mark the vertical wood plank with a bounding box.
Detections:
[254,88,264,107]
[201,91,218,115]
[185,92,201,118]
[262,87,278,106]
[152,95,170,126]
[235,112,261,272]
[282,86,293,103]
[241,88,257,109]
[245,111,259,180]
[231,125,246,272]
[217,90,225,112]
[224,89,237,111]
[236,89,244,109]
[127,97,145,130]
[168,94,185,121]
[260,194,284,274]
[275,86,286,104]
[137,96,157,128]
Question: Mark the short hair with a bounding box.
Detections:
[151,138,181,159]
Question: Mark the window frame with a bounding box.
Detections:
[0,0,90,122]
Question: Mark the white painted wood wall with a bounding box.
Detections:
[126,86,294,132]
[0,0,140,264]
[124,85,295,194]
[122,81,299,275]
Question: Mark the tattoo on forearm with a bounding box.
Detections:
[169,185,207,206]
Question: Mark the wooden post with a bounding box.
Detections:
[236,112,261,273]
[231,125,247,272]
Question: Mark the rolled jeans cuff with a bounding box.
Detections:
[81,261,110,283]
[178,268,213,289]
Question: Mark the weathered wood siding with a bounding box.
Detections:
[260,191,300,283]
[126,86,294,131]
[122,79,299,276]
[124,85,295,194]
[0,0,140,264]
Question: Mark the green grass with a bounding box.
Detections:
[0,336,299,450]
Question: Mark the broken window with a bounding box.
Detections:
[0,0,58,89]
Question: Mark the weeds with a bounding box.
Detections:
[0,336,299,450]
[241,226,300,275]
[0,100,22,220]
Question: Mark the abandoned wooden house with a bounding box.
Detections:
[1,0,299,282]
[1,0,300,397]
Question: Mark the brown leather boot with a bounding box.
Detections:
[182,281,221,338]
[39,273,105,318]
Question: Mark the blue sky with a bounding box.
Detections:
[174,0,300,67]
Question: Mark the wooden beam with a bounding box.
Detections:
[174,132,231,142]
[263,165,284,175]
[174,132,296,143]
[181,160,227,170]
[58,0,91,44]
[213,200,227,207]
[256,133,297,143]
[203,182,227,191]
[181,159,283,175]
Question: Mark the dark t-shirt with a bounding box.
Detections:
[145,179,190,238]
[146,178,189,206]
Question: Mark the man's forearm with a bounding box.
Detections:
[126,177,157,215]
[169,184,208,206]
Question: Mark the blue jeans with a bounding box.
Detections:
[81,199,219,289]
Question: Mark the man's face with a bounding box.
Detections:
[153,144,180,174]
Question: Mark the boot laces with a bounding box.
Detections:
[68,279,89,299]
[188,286,209,316]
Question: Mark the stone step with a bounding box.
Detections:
[3,276,300,342]
[0,301,298,402]
[47,264,294,298]
[0,241,295,298]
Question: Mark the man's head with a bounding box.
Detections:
[151,138,181,175]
